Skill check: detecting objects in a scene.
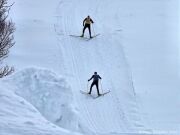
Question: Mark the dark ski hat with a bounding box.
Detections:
[94,72,97,74]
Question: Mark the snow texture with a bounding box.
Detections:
[0,68,82,135]
[1,0,179,134]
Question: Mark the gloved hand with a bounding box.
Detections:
[88,79,90,81]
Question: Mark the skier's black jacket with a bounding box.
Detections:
[88,74,101,82]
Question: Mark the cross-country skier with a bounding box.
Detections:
[88,72,102,96]
[81,15,94,38]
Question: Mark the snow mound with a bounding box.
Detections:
[2,67,80,132]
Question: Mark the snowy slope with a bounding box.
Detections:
[118,0,180,131]
[55,0,147,133]
[0,68,82,135]
[55,0,180,133]
[3,0,180,134]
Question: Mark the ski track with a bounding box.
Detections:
[56,0,146,134]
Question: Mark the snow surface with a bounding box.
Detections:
[2,68,80,131]
[1,0,179,134]
[0,68,82,135]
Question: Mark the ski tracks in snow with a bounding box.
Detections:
[55,0,146,134]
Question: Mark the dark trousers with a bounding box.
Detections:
[89,81,100,95]
[82,24,91,37]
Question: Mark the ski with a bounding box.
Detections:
[93,91,110,99]
[69,35,89,39]
[69,35,82,38]
[80,90,89,95]
[86,34,100,41]
[80,90,96,98]
[80,90,110,99]
[69,34,100,41]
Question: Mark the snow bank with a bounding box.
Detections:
[0,67,82,135]
[6,0,179,134]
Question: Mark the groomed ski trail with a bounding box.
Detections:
[55,0,147,134]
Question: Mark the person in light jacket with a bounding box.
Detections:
[81,15,94,38]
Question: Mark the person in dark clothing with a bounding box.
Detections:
[81,15,94,38]
[88,72,102,96]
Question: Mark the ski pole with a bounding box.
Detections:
[92,24,95,36]
[100,80,104,94]
[87,81,89,93]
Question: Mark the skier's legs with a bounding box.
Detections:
[82,25,88,36]
[89,82,95,94]
[88,25,92,38]
[95,82,100,95]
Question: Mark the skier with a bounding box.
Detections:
[88,72,102,96]
[81,15,94,38]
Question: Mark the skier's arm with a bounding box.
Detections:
[83,18,86,26]
[88,75,94,81]
[90,19,94,23]
[98,75,102,79]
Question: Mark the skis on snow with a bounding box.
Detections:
[69,35,87,38]
[80,90,95,98]
[69,34,100,41]
[80,90,110,99]
[86,34,100,41]
[94,91,110,99]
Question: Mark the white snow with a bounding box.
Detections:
[0,68,82,135]
[2,67,80,131]
[1,0,179,134]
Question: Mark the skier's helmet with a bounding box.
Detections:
[94,72,97,74]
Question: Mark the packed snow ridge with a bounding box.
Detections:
[0,68,82,135]
[4,0,180,134]
[0,67,150,135]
